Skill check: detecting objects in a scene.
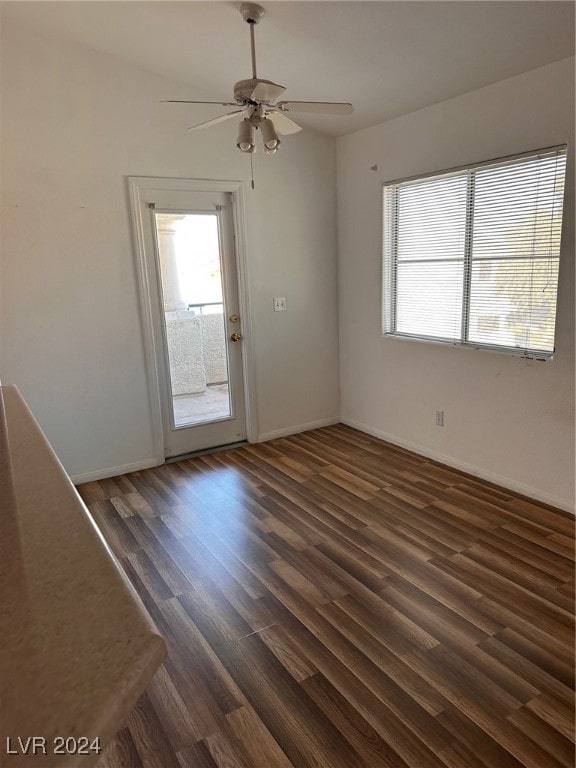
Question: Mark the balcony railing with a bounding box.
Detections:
[187,302,223,315]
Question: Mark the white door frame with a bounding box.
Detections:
[127,176,257,464]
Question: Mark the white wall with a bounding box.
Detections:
[337,58,575,512]
[0,18,339,480]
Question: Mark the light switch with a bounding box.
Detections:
[273,297,287,312]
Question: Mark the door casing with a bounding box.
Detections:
[128,176,257,464]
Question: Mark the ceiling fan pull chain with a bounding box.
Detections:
[250,153,255,190]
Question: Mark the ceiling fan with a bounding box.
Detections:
[164,2,353,155]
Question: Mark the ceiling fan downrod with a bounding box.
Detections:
[240,3,265,79]
[249,22,257,78]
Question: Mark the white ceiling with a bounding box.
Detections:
[2,1,574,136]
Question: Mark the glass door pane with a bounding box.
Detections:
[154,211,232,428]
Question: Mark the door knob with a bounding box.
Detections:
[230,332,242,342]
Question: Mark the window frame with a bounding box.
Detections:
[382,144,567,360]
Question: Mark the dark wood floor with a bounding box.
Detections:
[78,424,575,768]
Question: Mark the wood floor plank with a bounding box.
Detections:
[502,522,575,560]
[462,543,573,613]
[79,423,573,768]
[370,494,476,552]
[490,626,574,689]
[178,535,277,632]
[330,591,439,657]
[256,624,319,682]
[121,692,182,768]
[127,472,179,515]
[278,592,451,720]
[403,650,566,768]
[262,623,448,767]
[547,532,575,556]
[89,499,140,555]
[78,480,107,504]
[431,553,574,643]
[316,602,453,730]
[301,672,413,768]
[222,705,295,768]
[526,694,575,742]
[125,549,174,602]
[477,527,574,581]
[203,729,253,768]
[214,632,370,768]
[109,495,136,519]
[243,442,318,483]
[256,438,331,475]
[147,664,210,752]
[314,539,390,591]
[382,571,496,641]
[437,706,527,768]
[176,740,220,768]
[253,567,454,735]
[178,584,255,645]
[197,531,270,600]
[158,596,248,716]
[556,579,574,599]
[97,474,138,499]
[270,615,450,767]
[99,727,143,768]
[478,634,574,707]
[506,499,574,538]
[508,706,574,766]
[438,743,504,768]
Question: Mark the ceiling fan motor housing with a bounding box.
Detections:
[234,78,275,104]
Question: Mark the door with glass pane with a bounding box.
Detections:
[138,188,247,457]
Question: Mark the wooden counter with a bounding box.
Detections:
[0,385,166,767]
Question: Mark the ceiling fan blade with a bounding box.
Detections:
[276,101,354,115]
[267,110,302,136]
[188,110,246,130]
[163,100,238,106]
[251,81,286,103]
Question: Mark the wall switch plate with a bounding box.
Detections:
[435,410,444,427]
[273,297,287,312]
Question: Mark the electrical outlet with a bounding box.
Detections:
[435,410,444,427]
[273,297,286,312]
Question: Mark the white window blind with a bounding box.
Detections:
[383,146,567,358]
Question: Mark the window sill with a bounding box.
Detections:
[382,332,554,361]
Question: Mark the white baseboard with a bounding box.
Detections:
[341,417,575,514]
[70,418,340,482]
[257,416,340,443]
[70,458,160,485]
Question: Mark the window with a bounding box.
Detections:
[383,145,567,358]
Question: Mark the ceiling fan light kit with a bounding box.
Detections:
[235,108,280,154]
[164,3,353,157]
[236,119,256,153]
[259,117,280,151]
